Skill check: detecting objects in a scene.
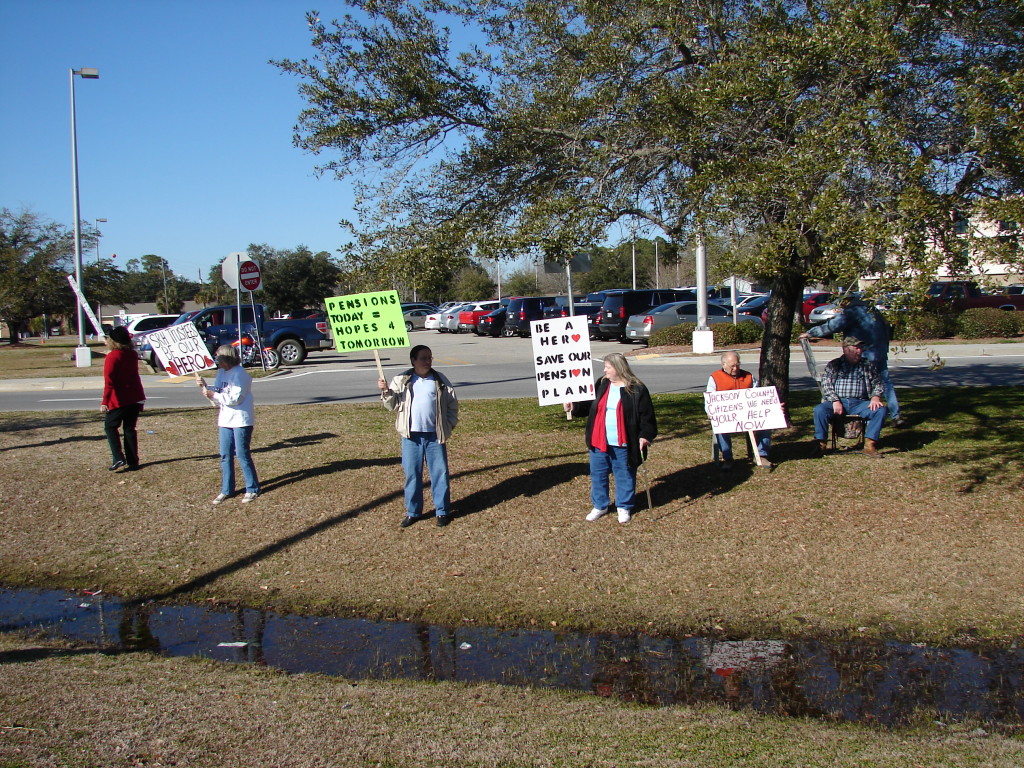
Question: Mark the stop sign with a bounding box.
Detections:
[239,260,262,292]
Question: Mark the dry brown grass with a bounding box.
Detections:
[2,632,1021,768]
[0,339,114,379]
[1,388,1022,644]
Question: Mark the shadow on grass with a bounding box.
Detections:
[133,483,406,606]
[259,455,401,494]
[453,455,585,520]
[257,432,339,453]
[131,454,566,605]
[0,433,107,453]
[0,412,100,433]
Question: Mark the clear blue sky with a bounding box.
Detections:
[1,0,358,282]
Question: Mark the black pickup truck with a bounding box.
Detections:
[133,304,330,369]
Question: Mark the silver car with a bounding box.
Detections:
[624,301,763,343]
[403,308,433,332]
[439,303,478,333]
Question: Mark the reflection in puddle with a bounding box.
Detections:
[1,587,1020,727]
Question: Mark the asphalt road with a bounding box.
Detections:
[2,333,1023,412]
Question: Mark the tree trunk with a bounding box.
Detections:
[758,267,804,409]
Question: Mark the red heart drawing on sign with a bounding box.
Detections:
[571,334,581,342]
[571,369,581,376]
[166,361,179,376]
[203,356,214,368]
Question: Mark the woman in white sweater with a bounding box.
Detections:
[198,344,260,504]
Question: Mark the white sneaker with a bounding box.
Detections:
[212,493,228,505]
[241,492,258,503]
[617,508,631,524]
[585,507,608,521]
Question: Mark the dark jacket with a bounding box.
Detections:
[573,377,657,468]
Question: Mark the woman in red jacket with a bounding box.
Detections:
[101,326,146,471]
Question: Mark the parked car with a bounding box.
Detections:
[926,280,1024,311]
[456,301,503,333]
[401,302,439,314]
[624,301,763,344]
[543,299,603,320]
[475,306,507,337]
[121,314,179,337]
[801,292,833,323]
[438,303,480,332]
[592,288,700,341]
[280,308,326,320]
[403,308,433,331]
[807,292,866,325]
[504,296,563,337]
[424,310,444,331]
[734,293,771,317]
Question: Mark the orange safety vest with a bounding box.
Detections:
[711,368,753,391]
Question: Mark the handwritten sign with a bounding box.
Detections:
[530,316,595,406]
[704,386,788,434]
[325,290,409,352]
[147,322,216,377]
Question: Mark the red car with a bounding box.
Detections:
[801,292,833,324]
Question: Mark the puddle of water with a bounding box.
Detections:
[1,587,1020,728]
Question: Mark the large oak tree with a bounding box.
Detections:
[277,0,1024,402]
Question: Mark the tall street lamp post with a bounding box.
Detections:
[71,66,99,366]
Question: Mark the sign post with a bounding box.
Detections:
[222,252,261,349]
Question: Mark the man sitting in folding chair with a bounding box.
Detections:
[707,351,773,469]
[812,336,888,458]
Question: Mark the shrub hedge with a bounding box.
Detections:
[955,307,1024,338]
[891,311,957,341]
[648,322,697,346]
[648,320,765,347]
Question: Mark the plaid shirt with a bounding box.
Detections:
[821,356,883,402]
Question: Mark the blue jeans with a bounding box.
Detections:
[219,426,259,495]
[401,432,451,518]
[878,366,901,421]
[813,399,888,441]
[715,431,771,460]
[589,446,636,511]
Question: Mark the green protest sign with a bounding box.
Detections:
[325,290,409,352]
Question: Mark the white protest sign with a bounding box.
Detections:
[704,386,788,434]
[530,316,595,406]
[147,322,217,377]
[66,274,105,336]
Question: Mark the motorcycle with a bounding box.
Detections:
[232,332,280,370]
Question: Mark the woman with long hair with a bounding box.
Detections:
[565,353,657,524]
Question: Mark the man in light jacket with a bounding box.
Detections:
[378,345,459,528]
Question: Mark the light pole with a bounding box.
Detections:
[93,218,107,263]
[71,66,99,366]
